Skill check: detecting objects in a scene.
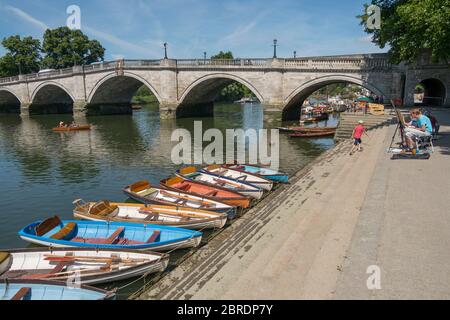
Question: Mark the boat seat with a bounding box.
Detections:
[35,216,63,237]
[177,183,191,192]
[105,227,125,244]
[146,230,161,243]
[50,222,78,241]
[204,190,218,197]
[89,201,118,217]
[11,287,32,300]
[140,188,157,197]
[0,252,12,275]
[130,180,151,193]
[144,213,159,221]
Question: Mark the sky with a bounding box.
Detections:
[0,0,386,60]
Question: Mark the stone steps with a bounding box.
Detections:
[335,112,395,140]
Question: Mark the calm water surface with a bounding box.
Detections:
[0,102,337,296]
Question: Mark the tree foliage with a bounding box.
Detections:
[0,35,41,77]
[41,27,105,69]
[359,0,450,63]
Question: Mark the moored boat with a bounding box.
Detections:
[176,167,264,200]
[18,216,202,251]
[0,247,168,285]
[123,180,237,217]
[223,164,289,183]
[201,165,273,191]
[161,176,251,209]
[52,125,91,132]
[276,126,337,133]
[73,199,228,230]
[0,279,115,300]
[289,131,335,138]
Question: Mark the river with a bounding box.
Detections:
[0,102,337,297]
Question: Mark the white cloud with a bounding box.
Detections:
[4,5,49,31]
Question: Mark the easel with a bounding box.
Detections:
[387,99,407,152]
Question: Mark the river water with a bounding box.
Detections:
[0,102,337,297]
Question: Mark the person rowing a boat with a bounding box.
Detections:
[58,121,67,128]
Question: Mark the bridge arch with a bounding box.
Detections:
[177,73,263,118]
[87,72,161,114]
[414,78,446,106]
[283,74,386,121]
[30,82,75,115]
[0,88,22,113]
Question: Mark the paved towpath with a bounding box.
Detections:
[139,110,450,299]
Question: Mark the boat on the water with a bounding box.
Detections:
[18,216,202,251]
[73,199,228,230]
[52,125,91,132]
[123,180,237,218]
[276,126,337,133]
[176,167,264,200]
[201,165,273,191]
[223,164,289,183]
[161,176,251,209]
[0,279,115,300]
[289,131,335,138]
[0,247,168,285]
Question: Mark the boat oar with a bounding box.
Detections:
[159,190,213,207]
[44,255,147,264]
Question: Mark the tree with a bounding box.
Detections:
[359,0,450,63]
[41,27,105,69]
[211,51,234,60]
[0,35,41,77]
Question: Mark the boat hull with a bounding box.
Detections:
[224,164,289,183]
[202,166,273,191]
[52,125,91,132]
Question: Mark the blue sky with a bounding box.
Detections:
[0,0,386,60]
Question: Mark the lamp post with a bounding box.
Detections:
[17,62,22,75]
[203,51,207,64]
[163,43,168,59]
[273,39,278,59]
[294,50,297,59]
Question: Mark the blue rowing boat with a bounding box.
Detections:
[0,279,115,300]
[18,216,202,251]
[224,164,289,183]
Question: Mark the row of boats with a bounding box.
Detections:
[1,164,289,300]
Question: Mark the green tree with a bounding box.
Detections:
[211,51,234,60]
[0,35,41,77]
[359,0,450,63]
[41,27,105,69]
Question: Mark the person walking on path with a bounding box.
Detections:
[350,120,369,155]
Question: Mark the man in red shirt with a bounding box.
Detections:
[350,120,369,155]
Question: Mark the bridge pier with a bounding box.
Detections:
[20,103,30,116]
[159,104,178,119]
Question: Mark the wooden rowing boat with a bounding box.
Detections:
[0,247,168,285]
[73,199,228,229]
[0,279,115,300]
[201,164,273,191]
[161,176,251,209]
[123,180,238,217]
[18,216,202,251]
[176,167,264,200]
[52,125,91,132]
[289,131,336,138]
[223,164,289,183]
[277,126,337,133]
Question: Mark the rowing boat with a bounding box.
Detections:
[223,164,289,183]
[18,216,202,251]
[52,125,91,132]
[176,167,264,200]
[0,247,168,285]
[161,176,251,209]
[123,180,237,218]
[289,131,335,138]
[0,279,115,300]
[73,199,228,229]
[201,165,273,191]
[276,126,337,133]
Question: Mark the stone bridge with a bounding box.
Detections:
[0,53,448,120]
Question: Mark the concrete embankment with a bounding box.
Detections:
[137,110,450,299]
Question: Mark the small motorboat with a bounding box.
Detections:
[176,167,264,200]
[289,131,335,138]
[123,180,237,217]
[223,164,289,183]
[52,125,91,132]
[201,165,273,191]
[0,247,168,285]
[73,199,228,230]
[0,279,115,300]
[18,216,202,251]
[161,176,251,209]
